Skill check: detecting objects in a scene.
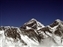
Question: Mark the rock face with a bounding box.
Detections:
[20,18,45,30]
[0,18,63,47]
[4,28,21,40]
[20,18,45,43]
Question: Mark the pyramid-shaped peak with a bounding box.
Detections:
[30,18,37,21]
[23,18,45,30]
[24,18,37,25]
[49,19,63,27]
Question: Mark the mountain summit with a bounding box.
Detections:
[0,18,63,47]
[23,18,45,30]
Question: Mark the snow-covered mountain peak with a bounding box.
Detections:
[0,19,63,47]
[49,19,63,28]
[30,18,37,21]
[55,19,62,23]
[54,19,63,28]
[55,19,63,25]
[24,18,38,25]
[22,18,44,30]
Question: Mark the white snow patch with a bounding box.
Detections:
[26,26,32,29]
[21,35,39,47]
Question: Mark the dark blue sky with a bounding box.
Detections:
[0,0,63,27]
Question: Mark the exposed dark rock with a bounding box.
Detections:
[0,26,5,30]
[20,39,27,45]
[26,21,36,27]
[4,28,21,40]
[54,25,63,37]
[0,19,63,46]
[39,27,52,33]
[20,25,26,30]
[20,20,37,30]
[21,29,41,42]
[26,21,37,29]
[0,27,2,30]
[54,29,62,36]
[50,21,58,27]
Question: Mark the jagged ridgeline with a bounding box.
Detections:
[0,18,63,47]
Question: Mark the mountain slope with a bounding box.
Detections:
[0,18,63,47]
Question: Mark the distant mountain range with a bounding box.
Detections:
[0,18,63,47]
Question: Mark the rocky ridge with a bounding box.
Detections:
[0,18,63,47]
